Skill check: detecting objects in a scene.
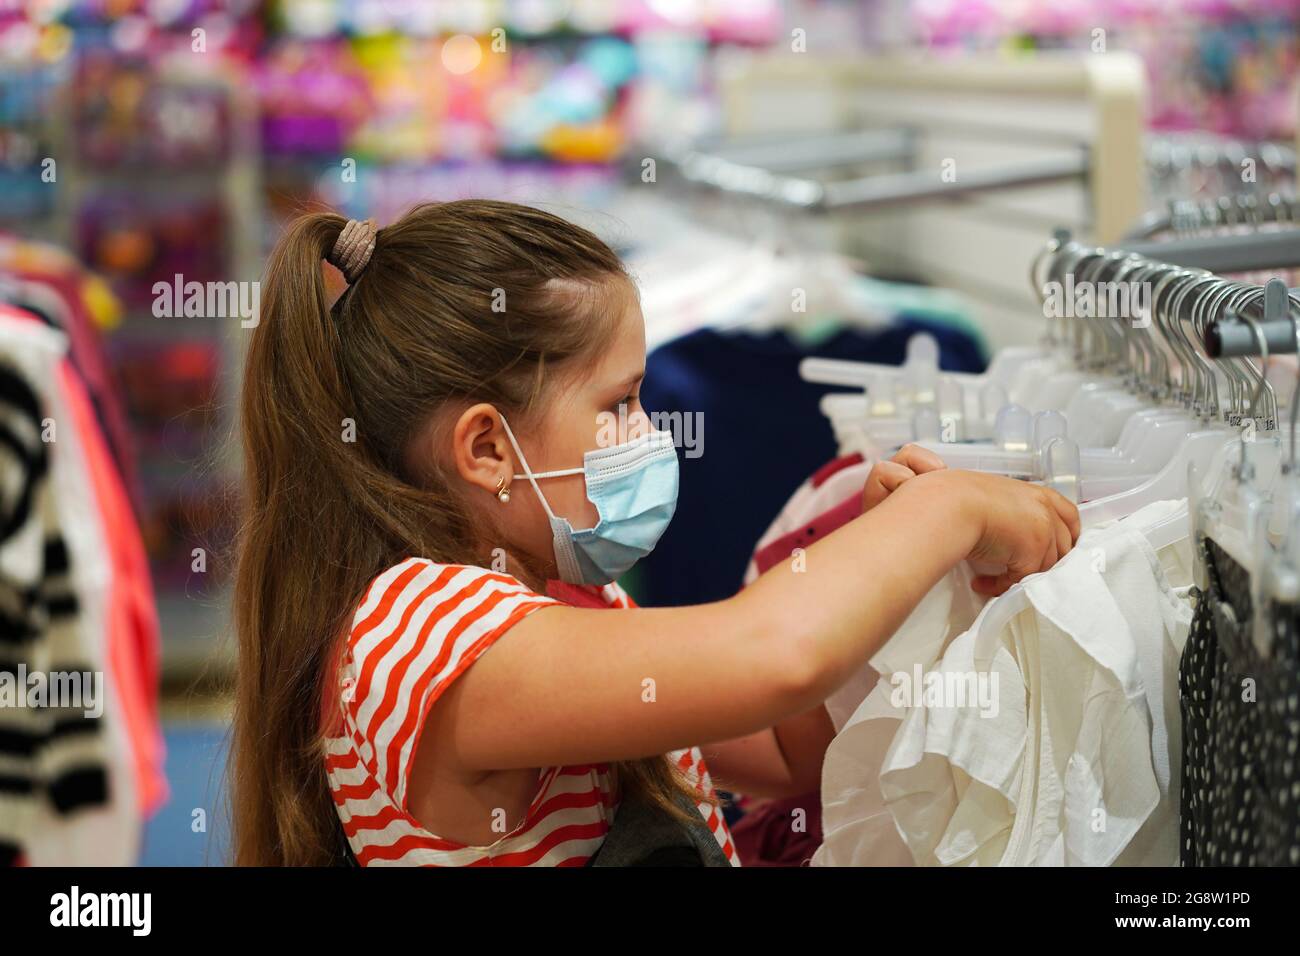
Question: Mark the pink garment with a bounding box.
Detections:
[809,452,865,488]
[730,792,823,867]
[744,454,872,584]
[753,492,863,576]
[57,361,166,815]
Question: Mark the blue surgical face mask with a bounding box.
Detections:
[499,414,679,586]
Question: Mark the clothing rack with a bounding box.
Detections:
[1037,222,1300,359]
[1105,205,1300,365]
[0,237,166,865]
[811,220,1300,869]
[1145,134,1296,178]
[1130,223,1300,358]
[1202,277,1299,359]
[1126,191,1300,242]
[1144,133,1297,219]
[664,140,1297,232]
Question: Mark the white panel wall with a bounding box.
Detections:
[716,52,1148,352]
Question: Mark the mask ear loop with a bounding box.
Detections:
[498,414,584,517]
[498,414,587,585]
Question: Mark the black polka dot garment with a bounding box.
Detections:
[1179,536,1300,866]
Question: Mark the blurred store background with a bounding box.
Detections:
[0,0,1297,865]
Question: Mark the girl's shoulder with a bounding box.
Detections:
[353,557,638,627]
[346,557,555,656]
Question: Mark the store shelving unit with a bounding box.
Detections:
[54,62,262,687]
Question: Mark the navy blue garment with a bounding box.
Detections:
[628,318,986,608]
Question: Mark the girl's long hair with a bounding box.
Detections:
[231,200,709,866]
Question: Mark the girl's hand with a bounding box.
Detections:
[861,443,947,512]
[947,471,1081,595]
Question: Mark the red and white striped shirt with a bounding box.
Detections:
[324,558,739,866]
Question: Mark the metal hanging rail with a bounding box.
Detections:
[1116,229,1300,274]
[819,153,1090,213]
[1202,278,1299,358]
[1125,192,1300,241]
[658,135,1091,215]
[679,128,916,175]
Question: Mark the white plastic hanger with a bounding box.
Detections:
[919,246,1258,496]
[802,233,1073,455]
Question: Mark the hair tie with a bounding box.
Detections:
[328,218,377,284]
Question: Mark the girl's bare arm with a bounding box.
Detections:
[436,469,1078,771]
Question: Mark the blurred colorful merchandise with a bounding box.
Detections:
[912,0,1300,140]
[540,118,623,163]
[110,338,222,459]
[256,31,644,164]
[251,0,776,165]
[257,39,372,157]
[112,334,230,587]
[0,20,72,224]
[79,271,125,330]
[77,196,228,310]
[268,159,623,240]
[267,0,780,43]
[1157,12,1299,138]
[73,51,236,168]
[6,0,778,172]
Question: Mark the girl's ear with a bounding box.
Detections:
[451,403,512,495]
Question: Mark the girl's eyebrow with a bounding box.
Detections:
[610,371,645,393]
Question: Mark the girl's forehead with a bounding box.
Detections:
[590,299,647,378]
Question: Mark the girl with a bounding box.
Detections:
[231,201,1079,866]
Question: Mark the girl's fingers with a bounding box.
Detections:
[892,443,947,475]
[1054,519,1072,570]
[1048,489,1082,543]
[1039,536,1059,576]
[862,461,918,512]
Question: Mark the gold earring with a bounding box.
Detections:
[495,476,511,503]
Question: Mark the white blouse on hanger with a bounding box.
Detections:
[815,499,1193,867]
